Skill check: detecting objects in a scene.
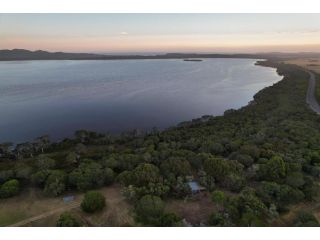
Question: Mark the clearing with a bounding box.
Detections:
[0,185,133,227]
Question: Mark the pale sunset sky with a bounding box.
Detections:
[1,14,320,53]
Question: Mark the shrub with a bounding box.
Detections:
[103,168,115,185]
[56,212,81,227]
[44,170,66,196]
[135,195,164,225]
[0,179,19,198]
[69,161,105,191]
[158,212,182,226]
[294,211,319,227]
[81,191,106,213]
[211,190,225,205]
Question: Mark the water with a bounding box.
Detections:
[0,59,282,143]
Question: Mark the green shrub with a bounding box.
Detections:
[44,170,66,196]
[81,191,106,213]
[135,195,164,225]
[294,211,320,227]
[158,212,182,226]
[0,179,19,198]
[56,212,82,227]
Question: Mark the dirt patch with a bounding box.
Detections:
[76,186,134,227]
[16,185,134,227]
[165,192,215,226]
[0,188,78,226]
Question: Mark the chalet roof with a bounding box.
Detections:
[188,181,203,192]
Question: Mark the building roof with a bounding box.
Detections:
[63,195,75,203]
[188,181,202,191]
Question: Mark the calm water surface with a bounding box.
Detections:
[0,59,282,143]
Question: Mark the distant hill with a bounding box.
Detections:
[0,49,262,61]
[1,49,320,61]
[0,49,105,60]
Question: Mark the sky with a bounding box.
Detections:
[1,14,320,53]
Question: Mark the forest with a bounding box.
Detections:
[1,61,320,226]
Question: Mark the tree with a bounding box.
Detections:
[32,170,49,187]
[211,190,225,205]
[0,142,13,157]
[116,170,133,186]
[203,157,230,182]
[75,130,89,143]
[0,179,19,198]
[15,142,34,158]
[265,155,286,180]
[75,143,87,155]
[81,191,106,213]
[237,188,267,226]
[174,176,191,198]
[69,161,104,191]
[286,172,305,188]
[135,195,164,225]
[132,163,160,186]
[36,155,55,170]
[14,163,32,180]
[240,145,260,159]
[198,170,215,191]
[222,173,245,192]
[208,212,226,226]
[101,155,118,169]
[293,211,319,227]
[44,170,66,196]
[236,154,254,168]
[103,168,115,185]
[160,157,191,178]
[158,212,182,226]
[34,135,50,153]
[56,212,81,227]
[65,152,78,166]
[0,170,15,184]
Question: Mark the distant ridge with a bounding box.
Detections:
[1,49,320,61]
[0,49,262,61]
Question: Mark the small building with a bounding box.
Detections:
[187,181,206,194]
[63,195,75,203]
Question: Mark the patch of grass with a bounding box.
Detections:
[0,188,79,226]
[77,186,134,227]
[285,58,320,74]
[165,192,215,226]
[1,185,133,227]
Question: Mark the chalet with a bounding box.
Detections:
[187,181,206,194]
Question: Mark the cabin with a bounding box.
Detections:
[187,181,206,194]
[63,195,75,203]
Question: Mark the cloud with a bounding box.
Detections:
[120,32,129,35]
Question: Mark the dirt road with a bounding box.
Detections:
[8,201,81,227]
[306,71,320,114]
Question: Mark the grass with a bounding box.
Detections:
[0,185,133,227]
[165,192,215,226]
[0,188,74,226]
[74,186,135,227]
[284,58,320,74]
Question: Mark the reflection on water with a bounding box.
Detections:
[0,59,281,143]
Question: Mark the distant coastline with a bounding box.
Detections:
[183,59,203,62]
[1,49,320,61]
